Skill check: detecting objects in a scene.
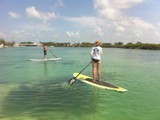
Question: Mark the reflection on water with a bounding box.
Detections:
[43,62,48,79]
[0,80,102,119]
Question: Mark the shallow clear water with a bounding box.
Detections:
[0,47,160,120]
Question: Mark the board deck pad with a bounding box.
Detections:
[73,73,127,92]
[85,78,119,88]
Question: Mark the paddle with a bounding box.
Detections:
[48,47,57,58]
[68,61,91,85]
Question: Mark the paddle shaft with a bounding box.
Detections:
[74,61,91,79]
[68,61,91,85]
[48,48,57,58]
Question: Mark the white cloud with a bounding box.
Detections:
[12,29,29,37]
[110,0,145,10]
[53,0,65,9]
[64,16,97,27]
[93,0,158,43]
[129,17,154,30]
[66,31,80,38]
[0,32,7,38]
[94,0,145,11]
[21,23,54,31]
[8,11,21,18]
[7,21,55,42]
[94,27,104,36]
[63,0,155,42]
[26,6,56,20]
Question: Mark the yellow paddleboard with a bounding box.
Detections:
[73,73,127,92]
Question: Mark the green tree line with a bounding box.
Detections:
[0,39,15,46]
[1,39,160,50]
[42,41,160,50]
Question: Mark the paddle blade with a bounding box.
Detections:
[68,78,76,85]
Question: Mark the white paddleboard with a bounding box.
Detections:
[29,58,61,61]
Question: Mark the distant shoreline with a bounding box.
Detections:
[1,39,160,50]
[1,43,160,50]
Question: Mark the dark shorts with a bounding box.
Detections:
[44,50,47,55]
[92,58,100,63]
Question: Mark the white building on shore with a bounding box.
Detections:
[0,44,4,48]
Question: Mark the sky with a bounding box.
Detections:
[0,0,160,44]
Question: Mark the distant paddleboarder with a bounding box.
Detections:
[91,40,102,82]
[43,44,47,60]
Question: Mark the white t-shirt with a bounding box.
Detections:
[91,46,102,60]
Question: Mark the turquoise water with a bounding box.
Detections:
[0,47,160,120]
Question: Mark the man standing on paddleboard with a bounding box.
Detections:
[43,44,47,60]
[91,40,102,82]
